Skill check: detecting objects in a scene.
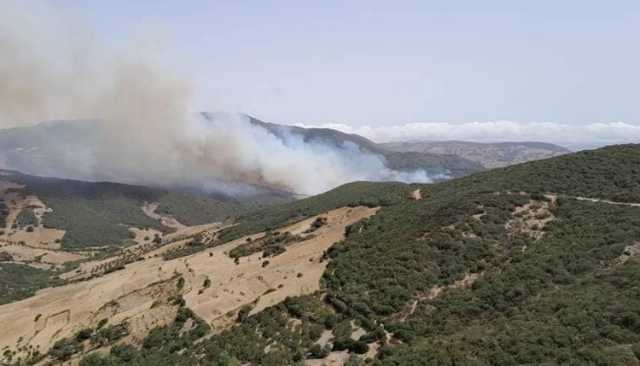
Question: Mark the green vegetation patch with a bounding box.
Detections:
[443,144,640,203]
[9,174,165,250]
[16,207,38,227]
[229,231,304,259]
[155,192,241,226]
[76,295,350,366]
[376,199,640,365]
[324,190,528,321]
[155,190,293,227]
[78,307,210,366]
[0,263,52,305]
[7,172,285,250]
[162,239,207,261]
[0,200,8,227]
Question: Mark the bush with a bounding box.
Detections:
[16,208,37,227]
[323,314,337,329]
[75,328,93,342]
[237,305,252,323]
[79,353,116,366]
[0,263,51,304]
[0,252,14,262]
[349,340,369,354]
[308,344,330,359]
[91,324,129,346]
[111,344,136,362]
[49,337,83,361]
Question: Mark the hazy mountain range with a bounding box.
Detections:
[0,116,568,195]
[381,140,570,168]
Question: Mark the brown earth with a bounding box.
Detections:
[0,206,378,360]
[0,245,84,268]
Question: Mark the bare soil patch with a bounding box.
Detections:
[614,241,640,266]
[0,244,84,267]
[0,206,378,359]
[505,198,554,240]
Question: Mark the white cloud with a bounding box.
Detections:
[294,121,640,150]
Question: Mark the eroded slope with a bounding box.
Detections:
[0,206,377,363]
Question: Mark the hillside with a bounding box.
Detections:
[0,170,290,249]
[1,145,640,365]
[0,169,291,305]
[381,140,570,168]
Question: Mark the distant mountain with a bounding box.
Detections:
[0,118,485,192]
[241,115,484,178]
[381,140,570,168]
[0,120,98,181]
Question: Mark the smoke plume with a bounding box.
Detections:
[0,1,437,195]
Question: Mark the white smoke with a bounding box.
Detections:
[0,1,437,195]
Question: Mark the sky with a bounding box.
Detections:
[10,1,640,148]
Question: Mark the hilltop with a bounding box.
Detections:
[1,144,640,365]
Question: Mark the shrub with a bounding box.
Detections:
[110,344,136,362]
[75,328,93,342]
[79,353,116,366]
[237,305,252,323]
[308,344,330,359]
[49,337,83,361]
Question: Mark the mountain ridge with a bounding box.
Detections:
[0,117,483,192]
[381,139,570,168]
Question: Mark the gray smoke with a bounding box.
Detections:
[0,1,439,195]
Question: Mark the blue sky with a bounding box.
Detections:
[11,0,640,148]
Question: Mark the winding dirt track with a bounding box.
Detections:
[142,202,187,230]
[571,196,640,207]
